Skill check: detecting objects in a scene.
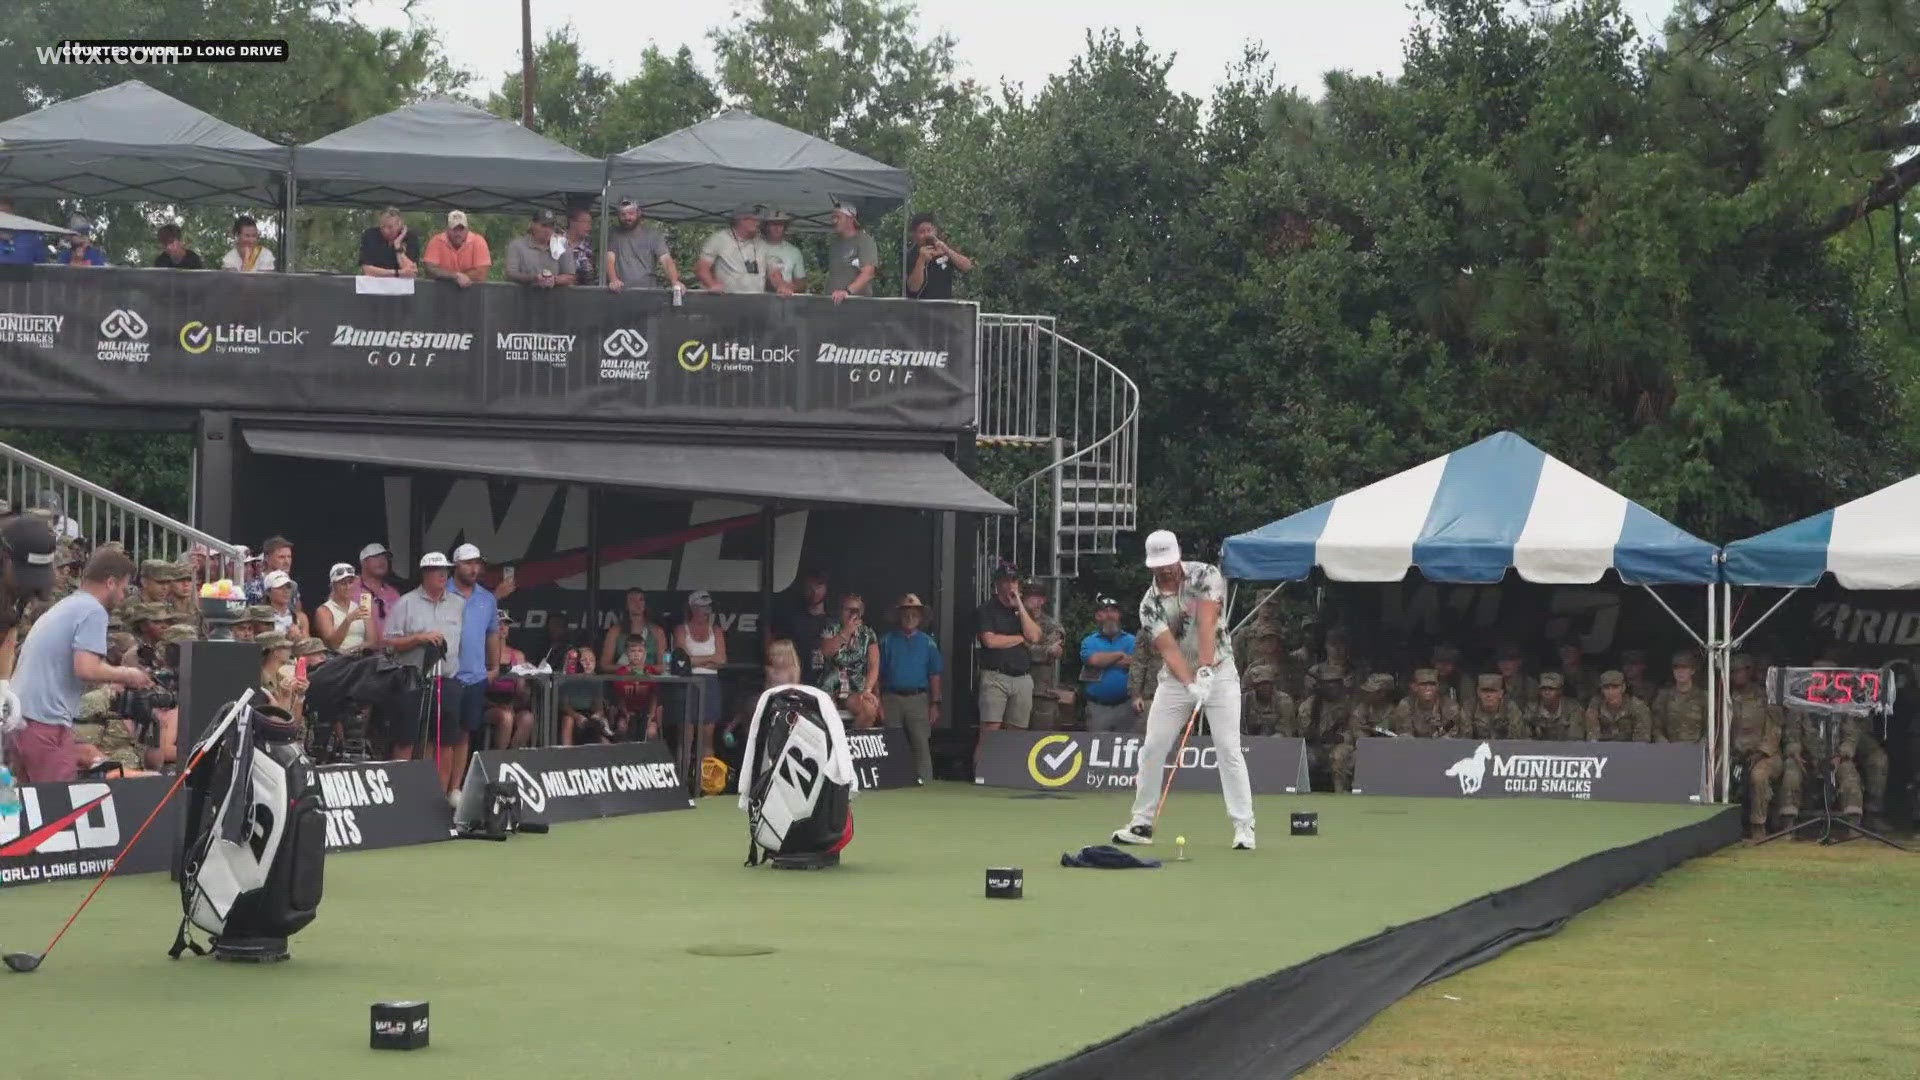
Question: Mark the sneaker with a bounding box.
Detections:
[1232,826,1256,851]
[1112,823,1154,845]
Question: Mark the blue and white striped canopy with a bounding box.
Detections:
[1220,432,1718,585]
[1723,474,1920,589]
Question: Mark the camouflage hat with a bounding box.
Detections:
[161,623,199,644]
[1432,644,1460,663]
[1599,669,1626,687]
[105,631,138,662]
[140,558,185,582]
[1671,651,1699,670]
[1245,663,1277,685]
[127,603,169,626]
[1412,667,1439,685]
[1475,673,1503,691]
[246,604,277,626]
[1538,671,1565,690]
[255,631,291,651]
[1362,673,1394,693]
[1619,649,1647,664]
[292,636,328,657]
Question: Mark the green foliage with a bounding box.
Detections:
[0,431,193,521]
[489,32,720,157]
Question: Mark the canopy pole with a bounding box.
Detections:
[1721,582,1735,802]
[596,178,610,288]
[1705,579,1719,803]
[1639,584,1708,651]
[1225,582,1286,640]
[284,171,297,273]
[1728,586,1802,653]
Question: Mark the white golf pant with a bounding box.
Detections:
[1127,662,1253,830]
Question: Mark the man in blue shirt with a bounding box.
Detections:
[878,593,943,783]
[445,542,500,795]
[1080,595,1137,732]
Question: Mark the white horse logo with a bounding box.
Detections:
[1445,743,1493,795]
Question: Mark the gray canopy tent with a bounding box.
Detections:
[0,80,289,205]
[605,110,910,229]
[290,98,607,267]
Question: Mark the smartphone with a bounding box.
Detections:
[502,565,516,582]
[295,656,309,681]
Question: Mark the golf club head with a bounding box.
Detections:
[3,951,43,973]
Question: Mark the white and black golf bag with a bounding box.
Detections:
[171,693,326,960]
[739,685,858,869]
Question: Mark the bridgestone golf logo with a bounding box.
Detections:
[317,766,396,849]
[97,308,150,363]
[1445,743,1608,796]
[815,343,948,385]
[845,733,889,759]
[496,331,575,367]
[598,328,651,381]
[332,325,474,368]
[0,313,62,347]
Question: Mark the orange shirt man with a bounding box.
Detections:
[422,210,492,287]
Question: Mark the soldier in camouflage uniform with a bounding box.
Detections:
[237,604,277,643]
[1465,672,1527,740]
[1727,655,1785,837]
[1619,649,1658,706]
[1554,640,1599,708]
[1390,667,1463,738]
[120,558,177,622]
[1491,642,1537,707]
[1233,599,1291,694]
[1811,651,1892,828]
[1352,673,1397,738]
[1126,631,1161,725]
[1022,582,1066,730]
[1527,671,1585,740]
[1309,628,1359,693]
[72,633,151,776]
[1779,704,1865,827]
[1241,663,1298,737]
[1431,644,1469,708]
[1585,670,1653,741]
[1651,651,1708,744]
[1300,668,1363,792]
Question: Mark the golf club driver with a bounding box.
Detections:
[4,691,251,975]
[1150,697,1207,830]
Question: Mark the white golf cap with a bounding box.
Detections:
[359,542,391,562]
[418,551,452,570]
[1143,529,1182,569]
[451,542,482,563]
[328,562,358,583]
[262,569,293,590]
[687,589,713,608]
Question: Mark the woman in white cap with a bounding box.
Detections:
[262,569,310,640]
[674,590,729,766]
[313,562,370,653]
[1111,530,1256,851]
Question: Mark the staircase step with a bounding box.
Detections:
[976,435,1056,449]
[1059,502,1132,514]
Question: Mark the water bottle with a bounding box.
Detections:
[0,765,20,819]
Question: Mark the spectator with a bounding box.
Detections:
[558,646,613,744]
[444,543,502,791]
[244,605,278,643]
[765,638,802,686]
[129,558,177,612]
[974,564,1041,746]
[603,197,681,293]
[505,209,576,288]
[761,208,805,295]
[538,613,577,670]
[611,632,663,742]
[904,213,973,300]
[222,215,275,272]
[696,205,767,294]
[1555,639,1597,706]
[1080,595,1136,733]
[772,568,833,684]
[825,202,878,303]
[0,515,57,681]
[150,223,204,269]
[422,209,491,288]
[0,195,49,265]
[818,592,880,728]
[56,217,108,267]
[167,559,198,620]
[601,587,668,670]
[256,631,304,724]
[358,207,419,278]
[564,206,596,287]
[383,552,465,767]
[352,542,404,643]
[246,536,300,607]
[314,562,371,653]
[261,569,309,639]
[878,593,943,783]
[676,590,729,762]
[5,548,151,783]
[1023,582,1065,730]
[488,611,536,749]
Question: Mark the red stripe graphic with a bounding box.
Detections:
[0,792,111,857]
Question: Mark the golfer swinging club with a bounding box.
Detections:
[1112,530,1256,850]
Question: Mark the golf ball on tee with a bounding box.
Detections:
[1175,836,1186,846]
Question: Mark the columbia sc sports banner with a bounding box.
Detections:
[974,731,1311,794]
[846,728,919,790]
[1353,738,1705,803]
[456,741,692,826]
[315,760,453,852]
[0,775,179,888]
[0,266,975,430]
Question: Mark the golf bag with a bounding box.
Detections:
[738,685,858,869]
[170,696,326,960]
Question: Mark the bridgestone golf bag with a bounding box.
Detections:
[170,696,326,962]
[739,685,858,869]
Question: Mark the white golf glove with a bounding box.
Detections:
[1191,666,1216,700]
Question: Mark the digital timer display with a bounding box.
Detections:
[1767,667,1896,714]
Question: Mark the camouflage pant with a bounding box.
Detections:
[1736,754,1781,825]
[1856,732,1889,814]
[71,720,143,773]
[1780,754,1863,817]
[1308,742,1354,793]
[1030,672,1060,731]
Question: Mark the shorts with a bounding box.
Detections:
[8,720,78,783]
[453,679,488,736]
[397,677,465,748]
[978,669,1034,729]
[693,676,723,726]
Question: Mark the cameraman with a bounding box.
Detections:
[0,514,59,681]
[6,548,151,783]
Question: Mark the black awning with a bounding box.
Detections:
[242,428,1010,515]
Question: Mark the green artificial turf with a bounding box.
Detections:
[0,785,1714,1079]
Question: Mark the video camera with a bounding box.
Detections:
[114,664,179,744]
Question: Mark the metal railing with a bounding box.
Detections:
[0,440,249,584]
[975,314,1139,596]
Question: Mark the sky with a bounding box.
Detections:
[355,0,1681,104]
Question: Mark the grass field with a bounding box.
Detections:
[1311,838,1920,1080]
[0,785,1712,1080]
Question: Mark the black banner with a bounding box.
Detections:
[1353,738,1705,803]
[846,728,918,790]
[974,732,1310,794]
[456,741,692,825]
[0,775,178,888]
[315,760,453,852]
[0,267,975,431]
